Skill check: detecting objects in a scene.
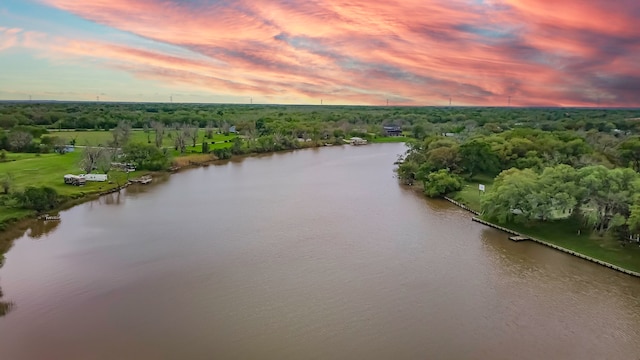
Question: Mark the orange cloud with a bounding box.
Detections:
[21,0,640,106]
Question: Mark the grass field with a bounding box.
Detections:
[44,129,237,148]
[450,174,494,211]
[369,136,408,143]
[0,152,134,196]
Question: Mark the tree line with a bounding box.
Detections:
[396,121,640,240]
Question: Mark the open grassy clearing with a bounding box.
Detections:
[0,152,133,195]
[369,136,408,143]
[449,174,494,211]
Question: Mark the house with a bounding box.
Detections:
[383,125,402,136]
[229,125,237,134]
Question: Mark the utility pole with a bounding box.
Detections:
[321,99,323,105]
[449,97,452,106]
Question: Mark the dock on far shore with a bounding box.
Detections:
[130,175,152,184]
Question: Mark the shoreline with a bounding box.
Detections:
[441,193,640,277]
[470,217,640,277]
[1,141,393,232]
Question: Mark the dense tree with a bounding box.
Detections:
[123,143,170,171]
[459,139,501,177]
[423,169,463,197]
[1,173,13,194]
[618,137,640,171]
[577,166,639,234]
[15,186,59,212]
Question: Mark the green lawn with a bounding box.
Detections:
[0,207,34,225]
[450,174,494,211]
[44,129,237,148]
[369,136,408,143]
[0,151,140,226]
[0,152,133,196]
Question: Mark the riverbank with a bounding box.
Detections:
[0,140,378,230]
[448,180,640,274]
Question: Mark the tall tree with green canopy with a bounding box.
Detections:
[423,169,463,198]
[459,139,501,177]
[481,168,539,223]
[618,137,640,171]
[578,166,639,234]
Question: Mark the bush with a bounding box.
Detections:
[213,148,232,160]
[423,169,463,198]
[15,186,60,212]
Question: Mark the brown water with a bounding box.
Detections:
[1,143,640,360]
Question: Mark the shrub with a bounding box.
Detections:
[15,186,60,212]
[423,169,463,198]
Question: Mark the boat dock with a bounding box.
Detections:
[509,236,529,242]
[130,175,152,184]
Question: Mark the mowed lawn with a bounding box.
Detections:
[450,174,494,211]
[44,129,237,147]
[0,152,135,197]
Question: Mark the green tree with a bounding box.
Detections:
[231,137,243,155]
[16,186,59,212]
[578,166,639,234]
[412,123,426,140]
[123,143,170,171]
[459,139,501,177]
[481,168,539,223]
[618,137,640,171]
[1,172,13,194]
[423,169,462,197]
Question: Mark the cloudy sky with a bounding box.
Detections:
[1,0,639,106]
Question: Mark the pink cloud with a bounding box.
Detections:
[23,0,640,106]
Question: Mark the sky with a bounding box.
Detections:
[0,0,639,106]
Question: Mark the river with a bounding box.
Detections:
[0,143,639,359]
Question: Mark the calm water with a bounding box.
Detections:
[1,143,640,359]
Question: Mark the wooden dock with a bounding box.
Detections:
[130,175,152,184]
[472,217,640,278]
[509,236,529,242]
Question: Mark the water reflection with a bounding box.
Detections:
[0,288,13,317]
[26,218,61,239]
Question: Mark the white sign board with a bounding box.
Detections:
[479,184,486,192]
